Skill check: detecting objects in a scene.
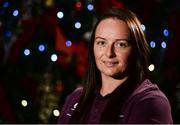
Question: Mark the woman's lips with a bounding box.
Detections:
[103,61,118,67]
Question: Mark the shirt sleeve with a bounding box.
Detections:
[127,96,173,124]
[57,88,83,124]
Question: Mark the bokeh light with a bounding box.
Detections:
[87,4,94,11]
[38,44,45,52]
[161,41,167,48]
[66,40,72,47]
[141,24,146,31]
[150,41,156,48]
[51,54,58,62]
[57,11,64,19]
[13,9,19,17]
[148,64,155,72]
[5,31,12,37]
[53,109,60,117]
[21,100,28,107]
[24,49,30,56]
[75,22,81,29]
[3,1,10,8]
[163,29,169,37]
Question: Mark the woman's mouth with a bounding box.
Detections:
[103,61,118,67]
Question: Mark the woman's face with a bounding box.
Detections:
[94,18,132,78]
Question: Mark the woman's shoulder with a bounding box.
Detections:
[66,87,83,103]
[121,79,173,123]
[135,79,170,104]
[123,79,171,112]
[131,79,168,99]
[136,79,167,99]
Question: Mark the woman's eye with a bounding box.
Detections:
[115,42,128,48]
[96,41,106,46]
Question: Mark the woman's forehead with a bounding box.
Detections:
[95,18,130,40]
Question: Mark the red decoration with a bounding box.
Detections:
[96,0,124,13]
[54,80,64,94]
[74,41,88,77]
[75,1,83,11]
[0,83,16,123]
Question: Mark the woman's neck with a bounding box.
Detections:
[100,75,128,97]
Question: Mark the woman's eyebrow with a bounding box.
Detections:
[115,38,129,41]
[95,36,106,40]
[95,37,129,42]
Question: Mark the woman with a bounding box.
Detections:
[57,7,173,124]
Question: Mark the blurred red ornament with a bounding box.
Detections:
[55,80,64,94]
[96,0,124,13]
[75,1,82,11]
[74,41,88,77]
[0,84,16,123]
[111,0,124,8]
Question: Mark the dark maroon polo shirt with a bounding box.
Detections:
[85,92,110,123]
[58,79,173,124]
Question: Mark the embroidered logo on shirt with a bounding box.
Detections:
[70,102,78,111]
[119,114,125,118]
[66,113,72,117]
[66,102,79,117]
[73,103,78,109]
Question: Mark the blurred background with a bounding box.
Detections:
[0,0,180,123]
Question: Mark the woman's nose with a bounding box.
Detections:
[105,44,116,58]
